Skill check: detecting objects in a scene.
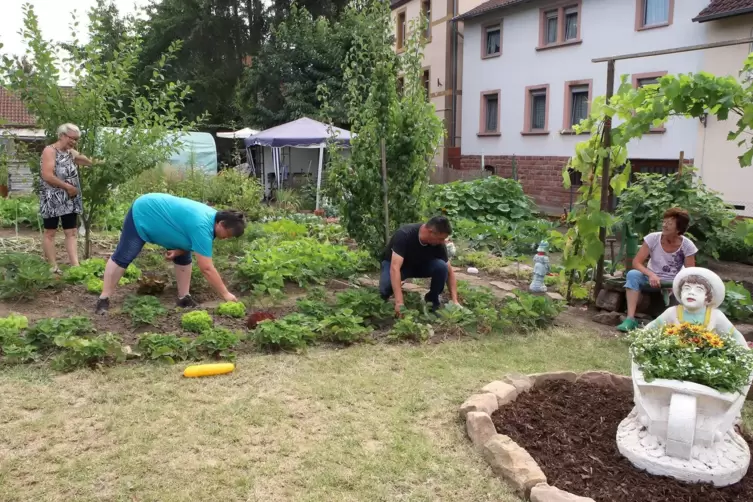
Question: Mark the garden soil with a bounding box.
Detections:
[491,380,753,502]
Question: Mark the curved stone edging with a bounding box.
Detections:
[460,370,632,501]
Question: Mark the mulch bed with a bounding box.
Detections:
[491,379,753,502]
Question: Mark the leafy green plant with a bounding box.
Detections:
[316,309,372,345]
[192,328,242,360]
[428,177,535,223]
[720,281,753,322]
[296,298,333,320]
[435,303,477,337]
[122,295,167,327]
[137,333,194,364]
[50,333,126,372]
[235,237,372,295]
[0,313,29,331]
[86,277,104,294]
[0,253,56,300]
[388,315,432,343]
[1,342,38,364]
[181,310,213,334]
[260,219,307,241]
[500,291,564,332]
[0,314,35,364]
[334,288,392,324]
[253,314,317,352]
[217,301,246,318]
[456,282,500,312]
[25,316,96,351]
[0,195,40,229]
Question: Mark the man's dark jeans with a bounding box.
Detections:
[379,259,448,308]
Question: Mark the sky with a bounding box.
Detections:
[1,0,149,59]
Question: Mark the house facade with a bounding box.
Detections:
[693,0,753,218]
[390,0,488,170]
[455,0,753,217]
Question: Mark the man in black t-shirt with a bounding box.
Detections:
[379,216,460,314]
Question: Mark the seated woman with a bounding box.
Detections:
[617,207,698,333]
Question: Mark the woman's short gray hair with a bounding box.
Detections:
[57,123,81,137]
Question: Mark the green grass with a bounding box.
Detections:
[0,328,750,501]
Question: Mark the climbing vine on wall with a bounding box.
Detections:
[563,56,753,299]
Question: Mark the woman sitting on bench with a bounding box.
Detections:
[617,207,697,333]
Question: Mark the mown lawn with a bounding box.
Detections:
[0,328,750,502]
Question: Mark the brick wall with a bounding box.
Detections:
[459,154,573,212]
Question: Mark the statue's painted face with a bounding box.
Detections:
[680,282,708,310]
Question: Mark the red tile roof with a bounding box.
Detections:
[454,0,530,21]
[0,88,37,127]
[693,0,753,22]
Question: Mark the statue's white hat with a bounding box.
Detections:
[672,267,726,309]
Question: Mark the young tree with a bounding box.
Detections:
[1,3,199,257]
[322,0,444,257]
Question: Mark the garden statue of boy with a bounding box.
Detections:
[529,241,550,293]
[617,266,751,486]
[644,267,746,346]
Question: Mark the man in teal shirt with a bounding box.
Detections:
[96,193,246,314]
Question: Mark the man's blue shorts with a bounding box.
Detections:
[111,207,192,269]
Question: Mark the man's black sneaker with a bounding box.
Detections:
[95,297,110,315]
[177,294,199,308]
[424,294,441,313]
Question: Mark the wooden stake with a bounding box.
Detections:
[677,150,684,178]
[381,138,390,246]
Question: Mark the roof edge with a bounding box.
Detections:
[693,6,753,23]
[391,0,411,10]
[453,0,530,22]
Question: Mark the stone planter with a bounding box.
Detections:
[460,371,631,501]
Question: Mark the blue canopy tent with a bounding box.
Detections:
[244,117,351,209]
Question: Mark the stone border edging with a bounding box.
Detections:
[460,370,633,501]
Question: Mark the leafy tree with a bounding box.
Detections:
[236,5,354,129]
[322,0,444,257]
[1,3,198,256]
[270,0,350,25]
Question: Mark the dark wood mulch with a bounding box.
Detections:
[491,379,753,502]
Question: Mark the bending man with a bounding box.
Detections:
[379,216,459,314]
[96,193,245,314]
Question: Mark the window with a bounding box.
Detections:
[397,11,406,50]
[538,2,581,49]
[636,0,673,30]
[523,85,550,134]
[422,69,430,101]
[422,1,431,39]
[563,80,592,131]
[479,91,501,135]
[483,22,502,58]
[632,71,668,132]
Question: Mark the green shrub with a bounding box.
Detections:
[0,253,56,300]
[435,303,477,336]
[122,295,167,327]
[0,195,39,228]
[717,224,753,265]
[260,219,307,241]
[137,333,194,363]
[316,309,372,345]
[192,328,242,360]
[296,298,333,320]
[253,313,317,352]
[720,281,753,322]
[427,177,535,223]
[334,288,393,324]
[181,310,213,333]
[452,218,562,256]
[615,168,736,260]
[217,301,246,318]
[50,333,126,372]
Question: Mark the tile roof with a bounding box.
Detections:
[693,0,753,22]
[454,0,530,21]
[0,88,37,127]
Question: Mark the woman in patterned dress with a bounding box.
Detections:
[39,123,96,272]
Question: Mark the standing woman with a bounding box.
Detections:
[39,123,96,272]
